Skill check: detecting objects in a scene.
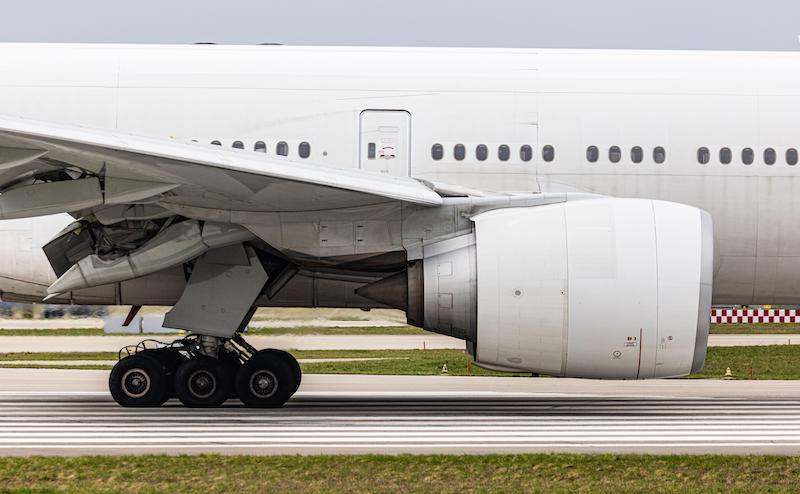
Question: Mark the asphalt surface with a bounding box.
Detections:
[0,333,796,353]
[0,370,798,455]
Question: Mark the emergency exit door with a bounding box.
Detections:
[359,110,411,177]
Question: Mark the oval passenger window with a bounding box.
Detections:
[431,143,444,161]
[299,142,311,159]
[454,144,465,161]
[720,147,732,165]
[586,146,599,163]
[609,146,621,163]
[631,146,643,163]
[476,144,488,161]
[520,145,533,162]
[742,148,753,165]
[653,146,666,164]
[542,145,555,162]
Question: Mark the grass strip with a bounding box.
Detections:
[0,352,117,361]
[294,349,519,376]
[0,454,800,493]
[3,322,797,336]
[2,321,800,335]
[690,344,800,380]
[1,346,800,379]
[0,326,424,336]
[710,322,800,334]
[246,325,425,335]
[0,328,106,336]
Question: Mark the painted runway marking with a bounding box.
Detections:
[0,394,799,454]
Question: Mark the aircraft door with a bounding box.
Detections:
[359,110,411,176]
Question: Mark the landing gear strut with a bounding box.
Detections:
[108,334,302,408]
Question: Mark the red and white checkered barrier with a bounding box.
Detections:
[711,308,800,323]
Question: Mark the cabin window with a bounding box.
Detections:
[476,144,488,161]
[520,145,533,162]
[211,140,221,146]
[788,148,799,166]
[719,147,732,165]
[742,147,754,165]
[631,146,643,163]
[653,146,666,163]
[276,141,289,156]
[586,145,599,163]
[609,146,621,163]
[232,141,244,150]
[254,141,267,153]
[454,144,466,161]
[431,143,444,161]
[765,148,776,165]
[697,147,710,164]
[498,145,510,161]
[367,142,376,159]
[299,141,311,159]
[542,145,555,162]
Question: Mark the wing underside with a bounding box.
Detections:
[0,115,443,220]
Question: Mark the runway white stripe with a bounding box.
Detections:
[1,395,799,454]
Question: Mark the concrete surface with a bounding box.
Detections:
[0,371,797,455]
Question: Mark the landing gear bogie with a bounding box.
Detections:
[109,334,301,408]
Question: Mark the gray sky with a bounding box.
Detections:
[1,0,798,50]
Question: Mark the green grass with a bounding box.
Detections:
[297,346,800,379]
[0,322,791,337]
[691,345,800,380]
[2,346,800,379]
[294,349,522,376]
[0,326,424,336]
[0,352,116,361]
[0,328,106,336]
[245,325,425,335]
[0,454,799,493]
[0,363,111,370]
[3,322,798,337]
[710,323,800,334]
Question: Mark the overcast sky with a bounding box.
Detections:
[1,0,798,50]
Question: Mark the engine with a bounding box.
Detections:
[361,198,713,378]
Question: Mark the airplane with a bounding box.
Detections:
[0,42,793,408]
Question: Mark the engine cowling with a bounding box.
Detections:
[406,198,713,379]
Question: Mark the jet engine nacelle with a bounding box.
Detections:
[410,198,713,379]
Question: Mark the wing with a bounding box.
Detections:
[0,114,443,220]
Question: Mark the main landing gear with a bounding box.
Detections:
[109,334,301,408]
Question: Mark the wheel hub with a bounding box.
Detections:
[121,368,151,398]
[249,370,278,398]
[188,370,217,399]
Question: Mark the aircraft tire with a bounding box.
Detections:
[173,356,232,408]
[256,349,302,394]
[235,353,295,408]
[109,354,170,407]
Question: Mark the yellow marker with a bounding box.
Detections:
[441,363,449,375]
[724,367,734,380]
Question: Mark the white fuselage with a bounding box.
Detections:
[0,43,799,305]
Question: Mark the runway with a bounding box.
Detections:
[1,393,799,455]
[0,371,798,455]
